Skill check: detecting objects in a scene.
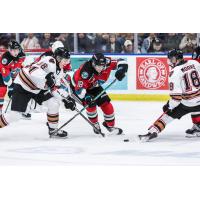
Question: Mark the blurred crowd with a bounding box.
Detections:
[0,33,198,54]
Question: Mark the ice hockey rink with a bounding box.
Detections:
[0,100,200,166]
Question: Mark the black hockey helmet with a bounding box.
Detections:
[54,47,70,61]
[8,40,21,50]
[192,46,200,60]
[167,49,183,60]
[91,53,106,68]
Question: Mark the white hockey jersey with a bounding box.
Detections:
[169,59,200,108]
[14,56,70,101]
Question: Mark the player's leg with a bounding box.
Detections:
[185,112,200,137]
[45,96,68,138]
[90,86,123,134]
[0,84,32,128]
[0,86,7,115]
[21,99,33,120]
[138,103,190,141]
[85,104,101,134]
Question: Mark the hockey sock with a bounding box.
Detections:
[0,111,21,128]
[86,106,98,124]
[100,102,115,127]
[148,113,174,134]
[0,86,7,114]
[191,112,200,125]
[47,113,59,129]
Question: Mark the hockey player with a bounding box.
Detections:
[0,47,76,138]
[0,40,25,115]
[185,46,200,136]
[23,41,72,118]
[71,53,128,135]
[138,49,200,141]
[35,41,71,72]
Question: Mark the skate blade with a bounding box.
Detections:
[49,135,68,139]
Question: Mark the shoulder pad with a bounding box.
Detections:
[80,61,93,80]
[1,52,12,65]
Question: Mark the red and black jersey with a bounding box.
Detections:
[72,58,117,96]
[0,50,25,86]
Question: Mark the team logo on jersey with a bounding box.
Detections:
[2,58,7,65]
[137,58,167,89]
[81,71,89,79]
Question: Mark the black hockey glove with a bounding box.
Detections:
[8,89,13,98]
[162,101,170,112]
[35,90,53,105]
[62,96,76,111]
[45,72,56,89]
[115,62,128,81]
[84,95,95,107]
[8,84,14,98]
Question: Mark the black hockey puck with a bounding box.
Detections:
[124,139,129,142]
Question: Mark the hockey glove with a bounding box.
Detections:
[115,62,128,81]
[35,90,53,105]
[84,95,95,107]
[45,72,56,89]
[8,84,14,98]
[162,101,170,112]
[63,96,76,111]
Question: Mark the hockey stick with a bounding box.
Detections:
[123,111,168,142]
[64,81,105,137]
[4,98,12,113]
[75,107,105,137]
[54,78,117,135]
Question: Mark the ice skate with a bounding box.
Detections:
[102,121,123,135]
[47,123,68,138]
[185,124,200,138]
[138,132,158,142]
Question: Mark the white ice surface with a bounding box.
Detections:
[0,101,200,166]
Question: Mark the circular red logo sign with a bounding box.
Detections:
[138,58,167,89]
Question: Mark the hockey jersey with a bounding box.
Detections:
[72,58,118,99]
[0,51,25,86]
[14,56,69,101]
[169,59,200,108]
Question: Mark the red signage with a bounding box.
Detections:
[136,57,169,90]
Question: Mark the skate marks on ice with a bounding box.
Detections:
[0,102,200,165]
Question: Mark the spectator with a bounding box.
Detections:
[149,38,165,53]
[163,33,182,51]
[94,33,110,52]
[21,33,41,49]
[40,33,54,49]
[77,33,93,53]
[122,40,134,53]
[106,34,122,53]
[141,33,157,53]
[56,33,73,51]
[179,33,197,53]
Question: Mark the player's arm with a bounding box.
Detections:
[0,59,12,86]
[71,70,88,99]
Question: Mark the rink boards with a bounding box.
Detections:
[22,52,192,101]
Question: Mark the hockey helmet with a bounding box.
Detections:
[8,40,21,50]
[54,47,70,62]
[167,49,183,60]
[91,53,107,68]
[52,41,64,53]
